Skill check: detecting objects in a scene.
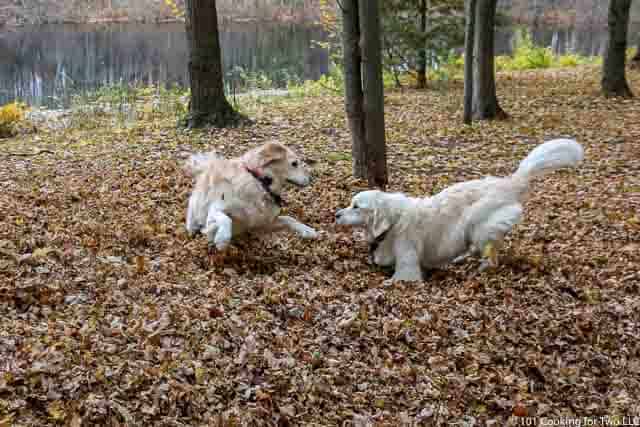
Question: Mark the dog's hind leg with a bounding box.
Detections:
[205,207,233,250]
[471,203,523,271]
[478,240,502,271]
[272,216,318,239]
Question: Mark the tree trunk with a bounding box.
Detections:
[463,0,476,124]
[342,0,367,179]
[602,0,633,98]
[632,32,640,64]
[416,0,428,89]
[184,0,244,128]
[632,41,640,64]
[471,0,507,120]
[359,0,388,189]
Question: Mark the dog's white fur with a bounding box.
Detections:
[185,142,318,250]
[336,139,584,282]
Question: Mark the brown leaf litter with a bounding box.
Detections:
[1,65,639,426]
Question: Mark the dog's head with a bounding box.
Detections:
[244,142,311,190]
[335,190,404,241]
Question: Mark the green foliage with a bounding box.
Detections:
[380,0,465,85]
[555,53,601,67]
[67,83,188,129]
[318,0,465,86]
[495,29,600,71]
[288,64,345,97]
[226,66,276,93]
[496,29,553,70]
[436,29,601,81]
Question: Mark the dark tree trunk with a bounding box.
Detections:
[602,0,633,98]
[632,34,640,64]
[359,0,388,189]
[342,0,367,179]
[184,0,244,128]
[463,0,476,124]
[416,0,428,89]
[471,0,507,120]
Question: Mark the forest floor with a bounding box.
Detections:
[1,64,640,426]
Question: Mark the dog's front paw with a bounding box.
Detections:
[478,259,496,272]
[391,270,423,283]
[214,240,230,251]
[213,231,232,251]
[186,222,202,237]
[207,236,231,252]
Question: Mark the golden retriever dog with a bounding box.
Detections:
[336,139,584,282]
[185,142,318,250]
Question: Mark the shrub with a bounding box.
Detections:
[490,29,601,72]
[496,29,553,71]
[0,102,27,138]
[288,63,344,97]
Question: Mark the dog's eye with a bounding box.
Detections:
[291,161,299,168]
[353,203,359,209]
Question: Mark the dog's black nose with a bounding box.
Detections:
[335,211,342,219]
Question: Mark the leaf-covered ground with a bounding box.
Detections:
[1,65,639,426]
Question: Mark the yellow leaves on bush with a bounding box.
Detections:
[0,102,27,138]
[164,0,184,18]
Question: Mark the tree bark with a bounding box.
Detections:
[463,0,475,124]
[632,32,640,64]
[471,0,507,120]
[632,41,640,64]
[416,0,428,89]
[184,0,244,128]
[342,0,367,179]
[602,0,633,98]
[359,0,388,189]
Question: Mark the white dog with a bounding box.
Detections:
[335,139,584,282]
[185,142,318,250]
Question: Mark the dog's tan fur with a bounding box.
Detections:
[185,142,318,249]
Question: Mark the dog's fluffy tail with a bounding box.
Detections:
[184,152,218,178]
[513,138,584,180]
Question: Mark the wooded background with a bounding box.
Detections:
[4,0,640,26]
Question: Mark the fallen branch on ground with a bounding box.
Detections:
[2,149,55,158]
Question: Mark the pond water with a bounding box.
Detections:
[0,22,329,108]
[1,20,638,108]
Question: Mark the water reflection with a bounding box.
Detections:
[0,22,329,107]
[1,21,639,108]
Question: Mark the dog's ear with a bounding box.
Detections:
[369,207,392,239]
[259,143,288,168]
